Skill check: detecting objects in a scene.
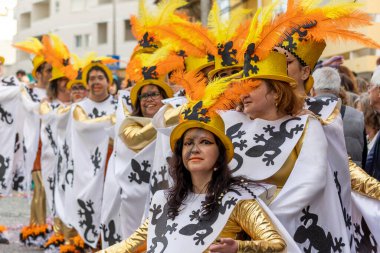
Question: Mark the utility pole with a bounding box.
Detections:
[201,0,210,26]
[112,0,117,55]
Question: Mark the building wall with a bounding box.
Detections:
[12,0,140,75]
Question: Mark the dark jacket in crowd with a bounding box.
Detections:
[365,132,380,180]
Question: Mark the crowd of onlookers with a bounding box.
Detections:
[312,56,380,178]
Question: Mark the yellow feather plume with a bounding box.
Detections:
[13,37,44,56]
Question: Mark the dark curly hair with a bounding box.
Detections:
[166,129,263,219]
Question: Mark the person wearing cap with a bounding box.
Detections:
[365,70,380,179]
[100,71,289,253]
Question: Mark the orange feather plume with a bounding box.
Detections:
[169,70,207,101]
[155,54,184,76]
[13,37,44,56]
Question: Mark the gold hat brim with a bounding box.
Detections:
[208,65,243,80]
[130,79,174,107]
[240,74,297,87]
[0,56,4,64]
[67,79,88,90]
[31,56,45,79]
[82,62,113,87]
[170,120,234,163]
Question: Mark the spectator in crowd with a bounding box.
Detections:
[338,65,359,93]
[340,73,359,106]
[366,70,380,178]
[312,67,367,167]
[356,77,369,94]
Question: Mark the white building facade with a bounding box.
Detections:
[12,0,141,76]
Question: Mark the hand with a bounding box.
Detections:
[209,238,238,253]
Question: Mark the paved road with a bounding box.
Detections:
[0,193,43,253]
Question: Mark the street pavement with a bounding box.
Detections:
[0,192,43,253]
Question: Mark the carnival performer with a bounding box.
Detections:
[116,45,184,239]
[67,73,88,103]
[273,1,380,250]
[64,59,117,249]
[100,65,299,253]
[13,37,53,246]
[222,47,351,251]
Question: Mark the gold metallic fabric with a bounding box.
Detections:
[39,101,52,115]
[99,200,285,253]
[73,105,112,123]
[30,171,46,226]
[349,159,380,200]
[53,217,64,235]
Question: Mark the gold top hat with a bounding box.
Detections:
[67,69,87,90]
[32,55,46,78]
[241,51,296,86]
[206,3,251,79]
[49,67,66,82]
[130,78,174,107]
[184,55,215,74]
[170,101,234,163]
[82,62,113,87]
[0,56,4,64]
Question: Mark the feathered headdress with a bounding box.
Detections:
[169,70,261,162]
[130,0,188,54]
[13,37,46,78]
[128,45,183,106]
[41,34,78,80]
[206,2,252,78]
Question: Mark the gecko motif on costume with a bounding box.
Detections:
[47,176,55,213]
[14,133,21,153]
[294,206,345,253]
[122,94,132,107]
[63,141,73,188]
[0,155,10,189]
[305,97,338,117]
[139,32,158,48]
[1,76,17,86]
[128,159,151,184]
[354,217,378,253]
[150,165,169,196]
[25,87,40,102]
[179,196,239,245]
[147,203,178,253]
[77,199,98,243]
[88,108,106,119]
[101,220,122,246]
[245,117,304,166]
[333,172,352,230]
[226,122,247,173]
[243,43,260,76]
[45,125,58,155]
[91,147,102,176]
[142,66,158,80]
[182,101,210,123]
[57,151,62,182]
[12,171,24,191]
[281,21,318,52]
[218,41,238,66]
[0,104,13,125]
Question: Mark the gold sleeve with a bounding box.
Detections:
[73,105,112,123]
[39,101,51,115]
[120,105,183,151]
[349,159,380,200]
[231,200,286,253]
[99,219,148,253]
[121,121,157,152]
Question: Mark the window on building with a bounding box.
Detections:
[71,0,86,12]
[32,1,50,22]
[98,22,108,44]
[352,48,376,59]
[19,12,31,30]
[84,34,91,47]
[55,1,60,13]
[98,0,112,5]
[124,20,134,41]
[75,35,83,48]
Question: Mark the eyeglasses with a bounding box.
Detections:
[138,92,162,101]
[71,85,87,91]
